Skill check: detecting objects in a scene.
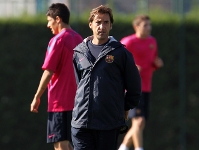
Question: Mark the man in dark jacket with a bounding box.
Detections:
[71,5,141,150]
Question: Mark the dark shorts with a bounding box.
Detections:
[71,127,119,150]
[47,111,72,143]
[128,92,150,120]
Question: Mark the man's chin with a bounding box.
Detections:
[97,35,108,40]
[52,31,58,35]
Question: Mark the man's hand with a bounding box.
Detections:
[136,65,141,71]
[154,57,164,68]
[30,70,53,113]
[124,110,129,121]
[30,97,40,113]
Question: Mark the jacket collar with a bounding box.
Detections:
[74,36,121,53]
[83,36,117,43]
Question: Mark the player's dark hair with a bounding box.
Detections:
[133,15,150,26]
[89,5,114,24]
[46,3,70,24]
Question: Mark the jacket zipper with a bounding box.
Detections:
[87,46,114,128]
[75,44,120,128]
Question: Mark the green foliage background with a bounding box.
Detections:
[0,12,198,150]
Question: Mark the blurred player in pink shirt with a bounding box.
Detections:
[30,3,82,150]
[119,15,163,150]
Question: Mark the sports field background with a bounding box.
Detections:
[0,0,199,150]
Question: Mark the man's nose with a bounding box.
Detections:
[99,23,105,29]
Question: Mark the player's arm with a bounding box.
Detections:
[30,69,53,113]
[152,39,164,69]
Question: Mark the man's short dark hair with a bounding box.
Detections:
[133,15,150,26]
[46,3,70,24]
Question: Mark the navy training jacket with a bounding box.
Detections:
[72,36,141,130]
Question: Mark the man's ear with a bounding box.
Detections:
[133,25,137,32]
[110,24,112,29]
[56,16,61,23]
[89,22,92,29]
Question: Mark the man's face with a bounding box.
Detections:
[135,20,151,37]
[89,13,112,44]
[47,16,59,35]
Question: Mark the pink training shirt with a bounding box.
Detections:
[42,28,83,112]
[121,34,158,92]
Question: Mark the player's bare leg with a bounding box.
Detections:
[121,126,134,147]
[131,116,145,150]
[54,140,73,150]
[119,116,145,150]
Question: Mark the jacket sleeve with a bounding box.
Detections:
[124,50,142,111]
[73,52,81,85]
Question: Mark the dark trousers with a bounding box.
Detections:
[71,127,119,150]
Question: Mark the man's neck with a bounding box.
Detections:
[92,37,109,45]
[135,33,148,39]
[59,24,71,33]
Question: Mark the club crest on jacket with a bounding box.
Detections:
[105,55,114,63]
